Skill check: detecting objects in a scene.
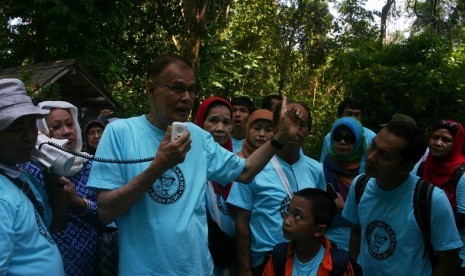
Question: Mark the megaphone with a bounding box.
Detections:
[31,133,76,175]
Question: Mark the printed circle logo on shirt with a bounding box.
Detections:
[216,194,231,215]
[35,210,55,244]
[148,166,185,204]
[366,220,396,260]
[279,195,291,218]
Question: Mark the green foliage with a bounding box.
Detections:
[1,0,465,160]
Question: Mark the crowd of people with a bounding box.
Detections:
[1,53,464,276]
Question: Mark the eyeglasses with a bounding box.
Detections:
[87,129,103,137]
[333,133,356,144]
[155,81,196,97]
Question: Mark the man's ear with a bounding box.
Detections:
[147,80,155,96]
[314,225,328,237]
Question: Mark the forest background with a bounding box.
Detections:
[1,0,464,158]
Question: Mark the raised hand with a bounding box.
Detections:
[151,125,192,172]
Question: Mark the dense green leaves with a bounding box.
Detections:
[0,0,464,158]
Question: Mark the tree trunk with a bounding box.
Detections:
[380,0,395,46]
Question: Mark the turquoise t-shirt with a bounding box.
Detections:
[206,181,235,238]
[455,174,465,267]
[0,173,64,275]
[227,153,326,267]
[292,244,324,276]
[343,173,463,276]
[231,137,244,153]
[86,116,245,275]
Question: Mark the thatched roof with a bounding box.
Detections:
[0,59,121,111]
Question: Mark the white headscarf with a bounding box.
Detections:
[36,101,85,176]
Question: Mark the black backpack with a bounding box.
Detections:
[268,241,361,276]
[416,162,465,212]
[354,174,435,263]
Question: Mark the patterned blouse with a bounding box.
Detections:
[21,161,102,276]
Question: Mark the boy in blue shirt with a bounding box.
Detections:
[262,188,362,275]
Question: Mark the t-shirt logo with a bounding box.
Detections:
[35,210,55,244]
[366,220,396,260]
[279,195,292,218]
[148,166,185,204]
[216,194,231,215]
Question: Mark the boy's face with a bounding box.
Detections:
[282,195,324,241]
[0,115,38,165]
[232,105,250,130]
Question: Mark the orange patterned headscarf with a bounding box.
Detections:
[238,109,274,158]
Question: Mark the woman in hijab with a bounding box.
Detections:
[195,96,236,275]
[418,120,465,273]
[322,117,366,250]
[237,109,274,158]
[24,101,103,275]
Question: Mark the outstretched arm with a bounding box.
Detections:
[96,126,191,224]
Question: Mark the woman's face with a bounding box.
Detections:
[45,108,77,150]
[203,105,233,146]
[429,128,454,159]
[248,119,274,148]
[332,125,355,157]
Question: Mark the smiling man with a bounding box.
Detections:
[86,55,303,275]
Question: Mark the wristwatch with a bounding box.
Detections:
[270,138,285,150]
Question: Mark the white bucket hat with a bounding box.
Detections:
[0,78,49,131]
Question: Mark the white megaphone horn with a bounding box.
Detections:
[31,133,76,175]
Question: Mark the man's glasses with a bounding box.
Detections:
[333,133,356,144]
[87,129,103,137]
[155,81,196,97]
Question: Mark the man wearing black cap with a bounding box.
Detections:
[0,78,65,275]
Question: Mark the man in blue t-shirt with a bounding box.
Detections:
[228,100,326,276]
[0,78,64,275]
[231,96,256,153]
[343,121,462,275]
[86,55,303,275]
[320,99,376,162]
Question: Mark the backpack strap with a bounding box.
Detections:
[328,244,349,275]
[447,163,465,189]
[355,173,370,205]
[416,161,425,178]
[413,179,435,262]
[271,242,290,276]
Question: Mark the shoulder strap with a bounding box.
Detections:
[355,173,370,205]
[0,172,45,220]
[413,179,435,262]
[447,163,465,188]
[271,156,293,199]
[328,245,350,275]
[271,242,290,276]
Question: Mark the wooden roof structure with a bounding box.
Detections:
[0,59,121,111]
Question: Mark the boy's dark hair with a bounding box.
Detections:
[147,54,193,80]
[230,96,256,113]
[261,95,283,110]
[294,188,336,228]
[337,99,363,118]
[272,100,312,130]
[384,121,427,164]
